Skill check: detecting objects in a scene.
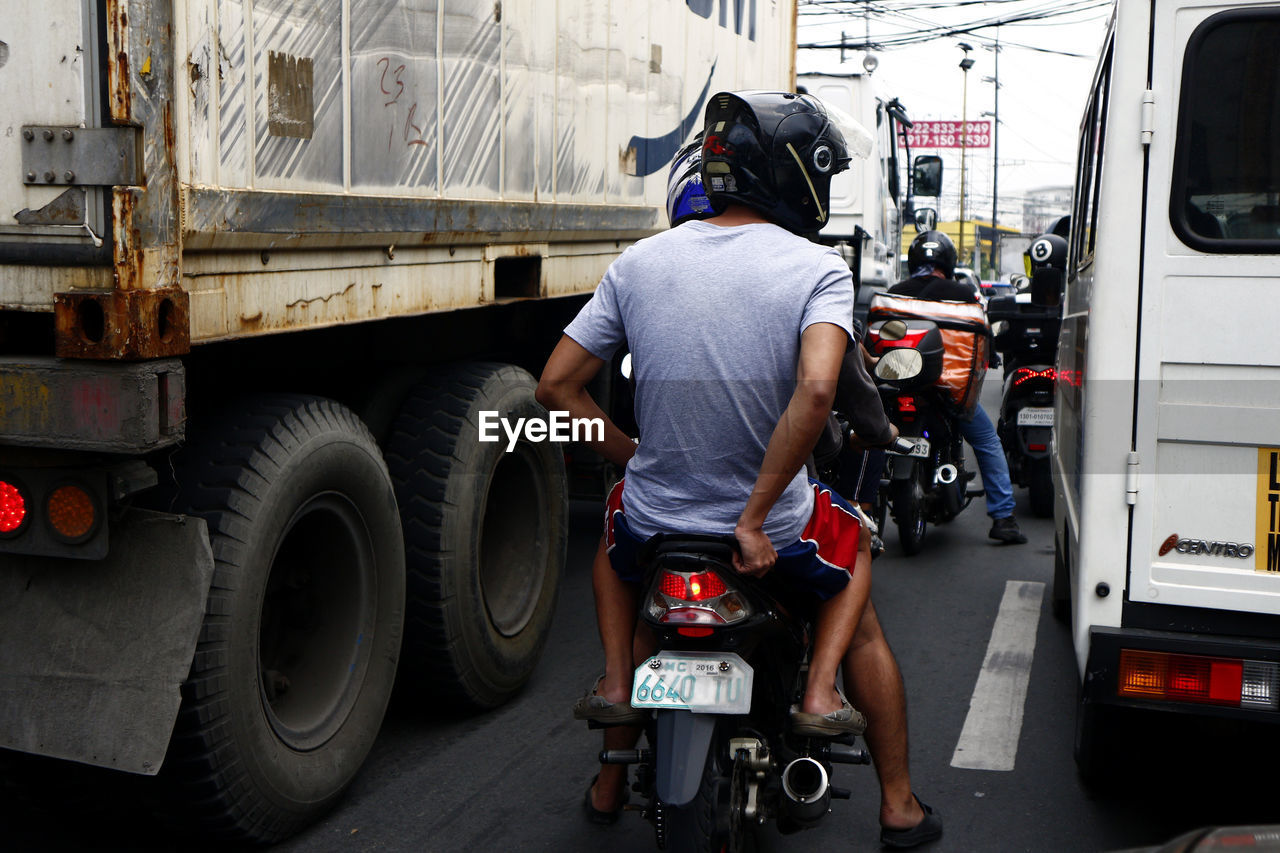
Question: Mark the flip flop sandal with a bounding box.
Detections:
[571,675,647,726]
[880,794,943,848]
[583,773,629,825]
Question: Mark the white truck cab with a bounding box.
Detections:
[1052,0,1280,775]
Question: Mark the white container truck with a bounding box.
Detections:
[1047,0,1280,780]
[0,0,796,841]
[797,69,914,320]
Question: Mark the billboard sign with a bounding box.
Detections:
[900,120,991,148]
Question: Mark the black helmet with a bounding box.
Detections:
[666,132,721,227]
[700,91,852,234]
[907,230,957,279]
[1025,233,1067,273]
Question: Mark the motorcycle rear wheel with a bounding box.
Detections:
[664,740,735,853]
[1029,458,1054,518]
[890,478,927,556]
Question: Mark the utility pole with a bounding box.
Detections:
[984,31,1001,279]
[958,43,974,266]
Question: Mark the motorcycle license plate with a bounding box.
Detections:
[894,437,930,458]
[631,652,753,714]
[1017,407,1054,427]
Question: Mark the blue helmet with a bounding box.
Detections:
[666,132,719,227]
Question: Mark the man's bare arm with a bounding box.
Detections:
[536,335,637,468]
[734,322,847,576]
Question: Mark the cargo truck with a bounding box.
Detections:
[0,0,796,841]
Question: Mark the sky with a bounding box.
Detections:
[795,0,1112,232]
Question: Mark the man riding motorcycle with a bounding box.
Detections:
[889,231,1028,544]
[536,91,942,848]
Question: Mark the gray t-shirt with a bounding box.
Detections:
[564,219,854,546]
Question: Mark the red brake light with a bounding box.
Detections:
[897,396,916,412]
[0,479,28,535]
[1013,367,1056,387]
[1119,650,1244,706]
[687,572,727,601]
[659,571,687,599]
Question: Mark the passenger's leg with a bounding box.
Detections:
[801,543,871,716]
[843,600,926,830]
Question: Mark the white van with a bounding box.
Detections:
[1051,0,1280,775]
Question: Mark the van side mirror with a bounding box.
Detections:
[1030,267,1064,308]
[913,208,938,232]
[912,155,943,197]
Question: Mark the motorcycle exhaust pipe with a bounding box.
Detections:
[934,464,958,486]
[780,757,831,824]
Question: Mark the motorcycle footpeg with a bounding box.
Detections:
[965,488,986,498]
[599,748,652,765]
[823,743,871,765]
[830,785,852,800]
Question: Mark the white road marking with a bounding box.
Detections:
[950,580,1045,772]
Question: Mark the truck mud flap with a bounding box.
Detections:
[655,709,717,807]
[0,508,213,775]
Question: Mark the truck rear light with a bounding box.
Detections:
[0,478,30,536]
[47,484,99,543]
[1118,649,1280,709]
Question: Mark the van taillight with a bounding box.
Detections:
[1118,649,1280,709]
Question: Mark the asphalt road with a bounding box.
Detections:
[7,384,1280,851]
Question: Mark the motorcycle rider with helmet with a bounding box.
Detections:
[889,230,1028,544]
[537,91,942,847]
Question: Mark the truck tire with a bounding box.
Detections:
[1029,458,1054,518]
[163,395,405,843]
[385,362,567,710]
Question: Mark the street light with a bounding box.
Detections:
[958,44,975,267]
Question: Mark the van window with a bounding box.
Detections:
[1070,48,1111,277]
[1172,10,1280,251]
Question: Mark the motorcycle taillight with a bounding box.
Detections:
[647,568,750,626]
[1013,367,1056,386]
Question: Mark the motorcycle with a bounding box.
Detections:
[986,284,1063,519]
[603,534,871,852]
[866,327,984,555]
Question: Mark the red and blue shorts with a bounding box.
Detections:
[603,479,863,601]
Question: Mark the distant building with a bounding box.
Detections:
[1022,186,1073,235]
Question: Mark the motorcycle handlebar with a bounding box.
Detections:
[846,429,914,456]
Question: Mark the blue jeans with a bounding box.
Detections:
[958,405,1015,519]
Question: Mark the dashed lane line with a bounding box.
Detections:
[950,580,1045,772]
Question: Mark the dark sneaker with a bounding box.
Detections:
[989,516,1028,544]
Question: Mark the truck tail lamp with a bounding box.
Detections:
[0,478,30,536]
[1119,649,1280,710]
[46,484,99,543]
[0,470,107,559]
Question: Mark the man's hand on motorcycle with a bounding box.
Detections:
[846,422,900,451]
[732,526,776,577]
